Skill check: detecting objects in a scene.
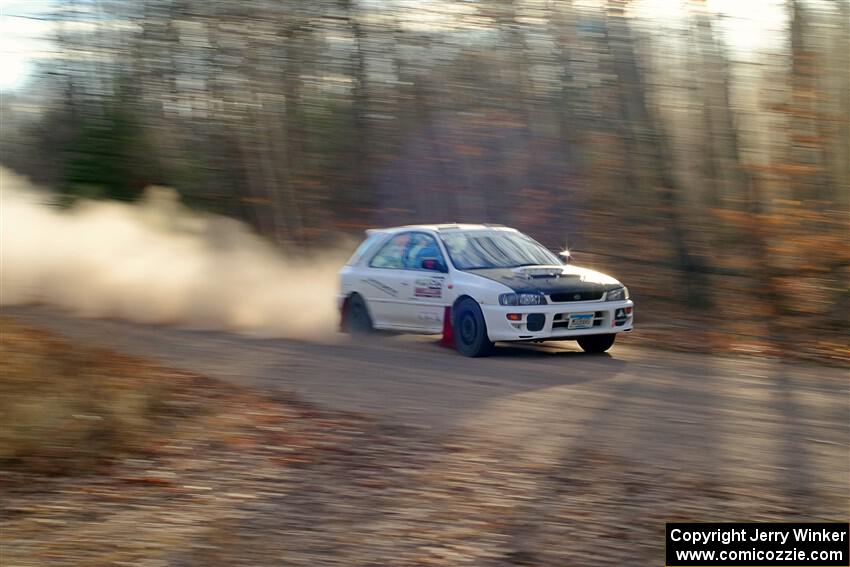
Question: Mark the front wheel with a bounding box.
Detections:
[577,333,616,353]
[453,298,494,357]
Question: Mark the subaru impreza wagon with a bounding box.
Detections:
[338,224,634,356]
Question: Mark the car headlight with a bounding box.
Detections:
[605,286,629,301]
[499,292,546,306]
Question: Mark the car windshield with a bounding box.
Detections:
[440,231,561,270]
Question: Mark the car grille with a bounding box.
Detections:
[552,311,604,329]
[548,290,604,302]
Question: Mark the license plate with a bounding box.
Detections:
[568,313,594,329]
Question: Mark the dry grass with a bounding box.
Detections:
[0,317,206,474]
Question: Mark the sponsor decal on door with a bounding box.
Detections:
[414,277,444,298]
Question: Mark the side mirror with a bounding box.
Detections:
[420,258,447,272]
[558,249,572,264]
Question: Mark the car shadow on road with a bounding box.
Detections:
[492,341,609,358]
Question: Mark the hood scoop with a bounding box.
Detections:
[512,266,576,279]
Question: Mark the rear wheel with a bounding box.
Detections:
[453,298,494,357]
[577,333,616,353]
[344,294,373,334]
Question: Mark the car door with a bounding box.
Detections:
[361,232,416,328]
[362,232,449,330]
[401,232,450,332]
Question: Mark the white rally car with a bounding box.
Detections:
[338,224,634,356]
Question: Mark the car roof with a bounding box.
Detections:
[367,223,518,235]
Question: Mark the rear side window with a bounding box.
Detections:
[346,232,385,266]
[369,233,410,269]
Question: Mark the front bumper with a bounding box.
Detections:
[480,300,634,342]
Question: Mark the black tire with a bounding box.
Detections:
[453,298,494,357]
[577,333,616,353]
[344,294,373,334]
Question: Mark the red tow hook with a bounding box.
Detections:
[439,306,455,348]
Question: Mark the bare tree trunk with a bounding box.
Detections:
[691,11,724,208]
[279,26,305,243]
[236,127,275,238]
[607,4,713,309]
[835,0,850,209]
[548,0,582,172]
[349,0,370,203]
[705,16,778,324]
[789,0,827,202]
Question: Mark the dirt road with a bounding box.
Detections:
[6,306,849,536]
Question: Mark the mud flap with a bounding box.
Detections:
[439,306,455,348]
[339,296,350,332]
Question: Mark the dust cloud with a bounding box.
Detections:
[0,167,354,339]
